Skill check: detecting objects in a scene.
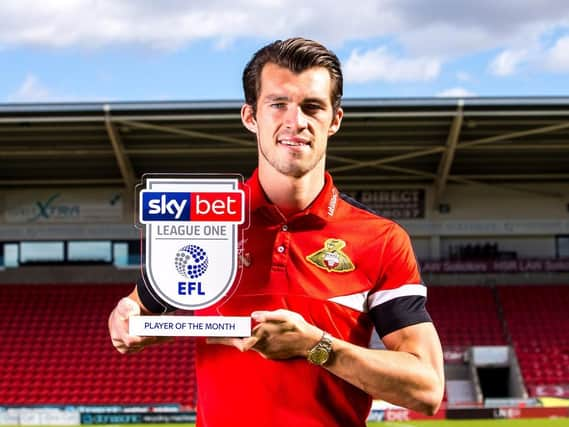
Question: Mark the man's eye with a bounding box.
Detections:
[303,104,322,111]
[270,103,286,109]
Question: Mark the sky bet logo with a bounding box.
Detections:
[140,190,244,223]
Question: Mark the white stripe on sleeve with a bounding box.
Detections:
[367,284,426,311]
[328,291,370,313]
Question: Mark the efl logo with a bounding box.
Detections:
[140,191,244,223]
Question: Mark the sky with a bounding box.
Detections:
[1,0,569,104]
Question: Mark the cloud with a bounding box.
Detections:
[488,49,529,76]
[1,0,569,91]
[544,35,569,72]
[487,32,569,77]
[398,24,500,58]
[437,87,476,97]
[0,0,399,50]
[1,1,568,55]
[5,73,98,102]
[7,74,53,102]
[344,47,441,83]
[0,1,252,50]
[456,72,472,82]
[395,1,569,57]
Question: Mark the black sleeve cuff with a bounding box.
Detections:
[369,295,432,338]
[136,273,177,314]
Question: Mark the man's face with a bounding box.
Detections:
[242,63,343,179]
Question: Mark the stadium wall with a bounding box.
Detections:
[398,182,569,261]
[0,265,138,285]
[1,181,568,286]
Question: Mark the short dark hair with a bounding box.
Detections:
[242,37,343,113]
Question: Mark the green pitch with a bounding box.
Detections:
[367,420,569,426]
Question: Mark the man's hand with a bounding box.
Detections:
[108,297,171,353]
[207,309,322,360]
[250,309,323,359]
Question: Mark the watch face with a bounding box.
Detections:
[309,347,329,365]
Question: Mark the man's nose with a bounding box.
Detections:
[284,105,308,130]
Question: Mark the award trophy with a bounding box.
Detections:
[129,174,250,337]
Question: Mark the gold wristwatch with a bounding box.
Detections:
[307,331,333,366]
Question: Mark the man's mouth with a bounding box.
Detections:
[278,137,311,147]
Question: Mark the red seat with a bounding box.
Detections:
[0,284,197,408]
[427,286,506,349]
[499,285,569,395]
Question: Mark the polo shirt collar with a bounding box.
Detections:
[246,168,339,221]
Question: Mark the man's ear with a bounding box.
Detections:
[328,107,344,136]
[241,104,257,134]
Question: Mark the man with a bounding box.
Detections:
[109,37,444,427]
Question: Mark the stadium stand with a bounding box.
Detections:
[427,286,507,348]
[2,98,569,413]
[2,282,569,406]
[0,284,197,407]
[427,286,508,405]
[498,285,569,395]
[428,285,569,400]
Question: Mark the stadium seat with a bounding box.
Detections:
[427,286,507,352]
[498,285,569,396]
[0,284,197,408]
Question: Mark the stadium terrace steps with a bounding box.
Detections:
[428,285,569,396]
[0,284,197,407]
[446,380,477,404]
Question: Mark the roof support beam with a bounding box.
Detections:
[434,106,463,208]
[116,119,256,147]
[0,149,113,158]
[0,178,124,186]
[329,120,569,174]
[105,112,136,209]
[461,144,569,150]
[115,117,568,194]
[382,165,562,198]
[459,121,569,148]
[454,173,569,180]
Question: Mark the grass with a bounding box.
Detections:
[367,420,569,426]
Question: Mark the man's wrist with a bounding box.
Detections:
[307,330,334,366]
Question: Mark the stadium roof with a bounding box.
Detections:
[1,97,569,207]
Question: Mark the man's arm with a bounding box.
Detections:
[108,287,172,354]
[233,309,444,415]
[327,321,444,415]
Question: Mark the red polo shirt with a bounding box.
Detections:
[189,170,430,427]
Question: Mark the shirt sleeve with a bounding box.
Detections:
[136,270,177,314]
[367,223,432,338]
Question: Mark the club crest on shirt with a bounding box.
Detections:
[306,238,355,273]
